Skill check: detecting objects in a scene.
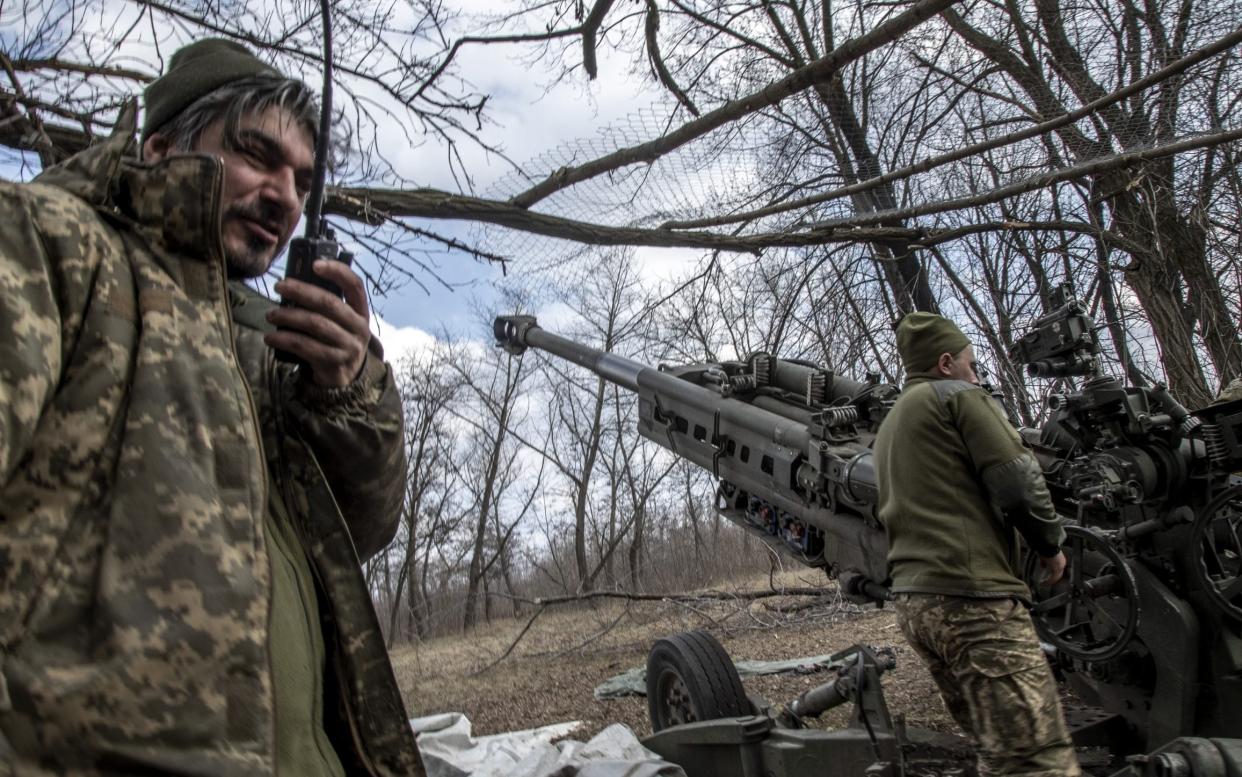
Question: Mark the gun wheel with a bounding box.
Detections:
[1024,525,1139,662]
[1190,484,1242,622]
[646,630,749,732]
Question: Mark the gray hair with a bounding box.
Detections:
[158,75,320,155]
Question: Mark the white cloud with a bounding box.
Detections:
[375,10,660,197]
[372,312,498,380]
[533,300,576,333]
[374,315,439,368]
[632,246,704,286]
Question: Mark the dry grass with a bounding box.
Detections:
[391,569,956,741]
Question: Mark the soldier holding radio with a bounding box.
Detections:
[0,39,423,775]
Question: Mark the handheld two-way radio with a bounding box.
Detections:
[274,0,353,366]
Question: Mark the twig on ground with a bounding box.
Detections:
[472,585,836,672]
[496,587,833,606]
[761,597,834,614]
[470,604,547,676]
[530,601,633,660]
[668,597,725,629]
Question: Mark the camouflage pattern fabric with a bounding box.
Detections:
[893,594,1080,777]
[1217,377,1242,404]
[0,102,421,776]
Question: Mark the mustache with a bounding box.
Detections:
[225,200,290,237]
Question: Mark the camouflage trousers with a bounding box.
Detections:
[893,593,1081,777]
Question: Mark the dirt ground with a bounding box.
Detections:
[390,571,956,742]
[391,571,1128,775]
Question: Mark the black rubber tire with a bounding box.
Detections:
[646,629,749,732]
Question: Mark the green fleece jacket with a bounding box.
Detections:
[873,375,1066,598]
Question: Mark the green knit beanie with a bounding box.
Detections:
[895,312,971,374]
[142,39,282,142]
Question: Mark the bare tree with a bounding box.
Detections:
[384,346,461,645]
[931,0,1240,403]
[446,332,530,631]
[526,252,650,592]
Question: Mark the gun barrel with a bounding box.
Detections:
[496,315,643,392]
[494,314,887,584]
[496,315,813,452]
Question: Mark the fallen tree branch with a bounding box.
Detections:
[484,585,833,608]
[470,603,548,676]
[525,601,633,661]
[470,584,840,673]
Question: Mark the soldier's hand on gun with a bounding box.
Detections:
[1037,550,1067,587]
[265,260,370,387]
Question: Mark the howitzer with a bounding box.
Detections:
[493,315,897,603]
[1005,286,1242,753]
[493,296,1242,770]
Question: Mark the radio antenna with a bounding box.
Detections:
[303,0,332,238]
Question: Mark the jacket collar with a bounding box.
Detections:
[34,99,225,263]
[903,370,944,386]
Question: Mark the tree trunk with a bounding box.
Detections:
[1122,257,1210,406]
[627,503,646,592]
[811,54,937,313]
[386,557,409,649]
[500,544,521,617]
[573,376,608,593]
[414,540,434,639]
[605,475,620,588]
[464,420,512,630]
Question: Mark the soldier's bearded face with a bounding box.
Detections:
[194,106,315,278]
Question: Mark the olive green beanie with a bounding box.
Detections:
[142,39,282,142]
[895,312,971,374]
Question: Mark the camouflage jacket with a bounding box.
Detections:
[0,106,423,776]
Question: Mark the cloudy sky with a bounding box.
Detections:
[371,35,668,352]
[1,3,705,367]
[338,11,708,363]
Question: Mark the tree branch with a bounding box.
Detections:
[8,57,154,82]
[659,24,1242,230]
[644,0,699,116]
[509,0,962,208]
[804,127,1242,232]
[329,184,924,250]
[581,0,617,79]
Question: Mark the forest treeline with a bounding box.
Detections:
[358,0,1242,642]
[5,0,1240,640]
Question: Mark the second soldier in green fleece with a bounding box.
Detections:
[873,312,1079,777]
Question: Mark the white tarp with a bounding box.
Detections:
[410,712,686,777]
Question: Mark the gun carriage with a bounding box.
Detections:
[493,290,1242,775]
